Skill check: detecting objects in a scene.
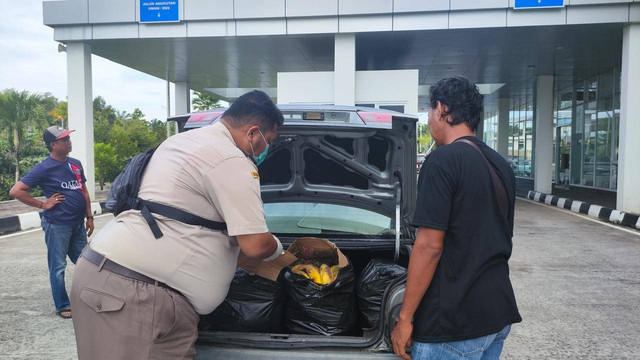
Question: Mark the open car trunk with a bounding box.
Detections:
[197,238,411,349]
[193,109,417,349]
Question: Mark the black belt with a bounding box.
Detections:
[81,247,183,297]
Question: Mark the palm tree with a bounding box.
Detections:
[115,110,131,122]
[50,101,67,128]
[0,89,45,182]
[192,91,223,111]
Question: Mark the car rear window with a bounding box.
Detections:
[264,203,392,235]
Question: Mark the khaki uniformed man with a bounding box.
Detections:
[70,90,284,359]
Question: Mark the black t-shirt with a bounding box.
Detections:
[411,136,522,343]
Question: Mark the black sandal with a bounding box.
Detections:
[56,309,72,319]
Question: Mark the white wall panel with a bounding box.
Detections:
[277,72,334,104]
[187,21,236,37]
[89,0,135,23]
[236,19,286,36]
[185,0,234,20]
[451,0,508,10]
[287,17,338,34]
[449,9,507,28]
[507,7,567,26]
[92,24,139,39]
[339,15,392,32]
[286,0,338,17]
[355,70,419,115]
[567,3,630,24]
[394,0,449,13]
[631,3,640,22]
[393,12,449,31]
[234,0,285,19]
[139,23,187,38]
[278,70,418,115]
[43,0,88,25]
[54,26,92,41]
[334,34,355,106]
[339,0,392,15]
[569,0,630,5]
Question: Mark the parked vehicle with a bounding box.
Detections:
[170,105,418,359]
[417,153,426,170]
[510,158,531,177]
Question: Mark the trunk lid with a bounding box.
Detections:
[173,106,418,235]
[259,110,418,236]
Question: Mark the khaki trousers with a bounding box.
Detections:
[70,257,199,360]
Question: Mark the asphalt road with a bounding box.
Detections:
[0,199,639,359]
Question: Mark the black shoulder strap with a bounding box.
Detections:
[132,198,227,239]
[455,139,510,224]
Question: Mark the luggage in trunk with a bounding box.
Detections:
[199,269,286,333]
[283,237,357,336]
[357,259,407,330]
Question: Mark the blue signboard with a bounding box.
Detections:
[140,1,179,23]
[514,0,564,9]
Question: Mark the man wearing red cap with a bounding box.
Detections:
[9,126,95,319]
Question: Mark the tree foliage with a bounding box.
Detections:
[0,89,170,200]
[192,91,223,111]
[0,89,47,183]
[417,123,434,154]
[94,143,119,191]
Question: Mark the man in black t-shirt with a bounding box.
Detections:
[391,77,521,360]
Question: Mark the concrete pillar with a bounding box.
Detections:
[497,98,510,158]
[618,24,640,213]
[67,43,94,199]
[334,34,355,106]
[175,82,190,115]
[534,75,554,194]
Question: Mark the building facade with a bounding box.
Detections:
[43,0,640,213]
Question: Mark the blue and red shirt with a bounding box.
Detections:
[21,156,87,225]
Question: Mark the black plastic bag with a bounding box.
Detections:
[357,259,406,330]
[199,268,285,333]
[284,265,357,336]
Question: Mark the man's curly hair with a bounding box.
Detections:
[429,76,484,132]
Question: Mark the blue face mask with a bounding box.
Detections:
[249,130,270,166]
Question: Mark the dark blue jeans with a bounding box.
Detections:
[41,218,87,312]
[412,325,512,360]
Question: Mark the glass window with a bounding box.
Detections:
[595,72,613,189]
[264,203,392,235]
[612,69,621,190]
[581,78,597,187]
[356,103,376,108]
[558,126,572,186]
[379,105,405,113]
[554,69,620,190]
[560,89,573,109]
[571,81,582,185]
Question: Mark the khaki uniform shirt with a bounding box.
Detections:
[90,122,268,314]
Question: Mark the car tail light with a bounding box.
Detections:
[357,111,393,125]
[185,111,224,127]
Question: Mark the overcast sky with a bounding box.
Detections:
[0,0,175,122]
